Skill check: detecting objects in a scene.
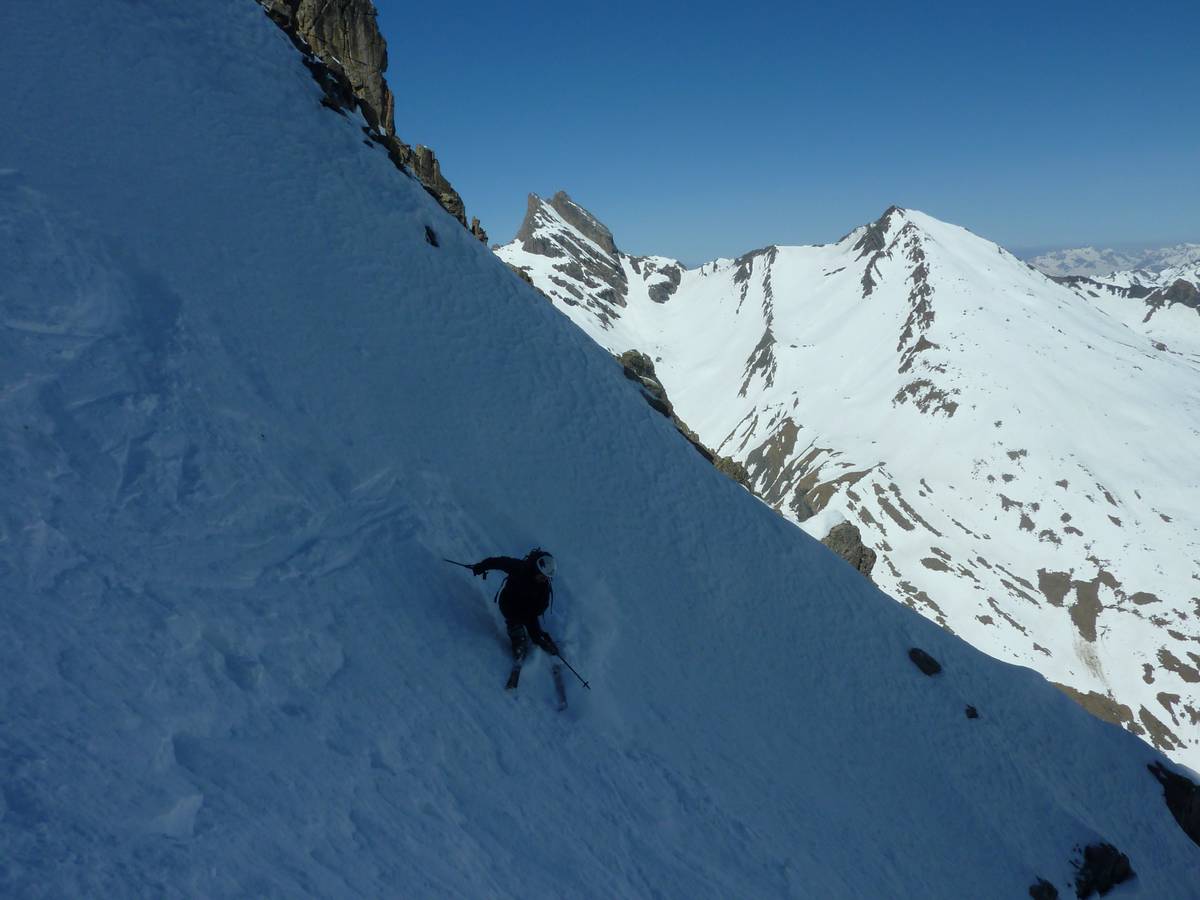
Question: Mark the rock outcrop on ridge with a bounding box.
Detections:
[259,0,487,242]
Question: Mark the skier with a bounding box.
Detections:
[470,548,560,664]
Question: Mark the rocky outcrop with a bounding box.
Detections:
[259,0,484,241]
[821,522,877,579]
[543,191,618,257]
[619,350,673,417]
[1148,761,1200,848]
[263,0,390,129]
[908,647,942,676]
[1054,273,1199,323]
[1073,843,1134,898]
[1146,278,1199,314]
[515,192,628,320]
[618,350,750,490]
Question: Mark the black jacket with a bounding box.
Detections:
[475,556,552,625]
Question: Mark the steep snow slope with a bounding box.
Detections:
[500,195,1200,770]
[1,4,1198,897]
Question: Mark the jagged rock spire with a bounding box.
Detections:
[259,0,486,242]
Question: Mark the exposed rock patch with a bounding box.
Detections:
[852,206,901,297]
[1157,648,1200,683]
[892,378,959,416]
[820,522,877,579]
[1072,843,1134,898]
[259,0,482,239]
[1148,761,1200,848]
[1053,684,1139,735]
[1138,706,1185,751]
[618,351,749,489]
[908,647,942,676]
[514,193,629,325]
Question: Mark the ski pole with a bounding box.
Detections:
[555,652,591,690]
[444,557,487,579]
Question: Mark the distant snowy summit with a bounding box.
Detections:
[498,193,1200,769]
[1052,261,1200,356]
[1030,243,1200,278]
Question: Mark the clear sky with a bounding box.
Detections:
[375,0,1199,264]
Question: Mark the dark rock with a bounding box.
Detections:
[820,522,877,579]
[1148,761,1200,848]
[424,225,438,247]
[616,350,751,491]
[258,0,481,236]
[644,262,683,303]
[619,350,673,418]
[505,264,536,288]
[1073,843,1134,898]
[713,455,751,487]
[852,207,898,259]
[405,144,466,225]
[1147,278,1200,314]
[852,206,903,296]
[908,647,942,676]
[513,193,629,327]
[546,191,618,256]
[1028,878,1058,900]
[965,705,979,719]
[262,0,391,130]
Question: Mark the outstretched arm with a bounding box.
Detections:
[471,556,521,577]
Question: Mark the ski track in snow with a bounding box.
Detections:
[0,3,1197,897]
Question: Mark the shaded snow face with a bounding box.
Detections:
[499,199,1200,770]
[2,4,1200,899]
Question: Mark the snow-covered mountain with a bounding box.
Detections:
[1052,261,1200,357]
[499,192,1200,770]
[2,4,1199,896]
[1031,244,1200,277]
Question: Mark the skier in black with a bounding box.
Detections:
[470,549,559,663]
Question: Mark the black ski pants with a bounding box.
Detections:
[506,618,553,660]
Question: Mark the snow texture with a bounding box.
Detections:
[0,3,1197,897]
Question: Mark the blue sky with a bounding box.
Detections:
[375,0,1199,263]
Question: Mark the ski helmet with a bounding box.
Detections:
[533,551,556,579]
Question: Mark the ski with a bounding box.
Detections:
[505,663,522,691]
[552,664,567,711]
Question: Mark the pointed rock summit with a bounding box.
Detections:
[259,0,485,240]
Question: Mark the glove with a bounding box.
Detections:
[470,563,487,578]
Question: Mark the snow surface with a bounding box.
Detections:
[1,2,1198,897]
[1057,262,1200,357]
[500,199,1200,773]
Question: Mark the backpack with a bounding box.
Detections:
[493,548,555,613]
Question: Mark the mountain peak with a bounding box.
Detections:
[514,191,619,258]
[548,190,619,256]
